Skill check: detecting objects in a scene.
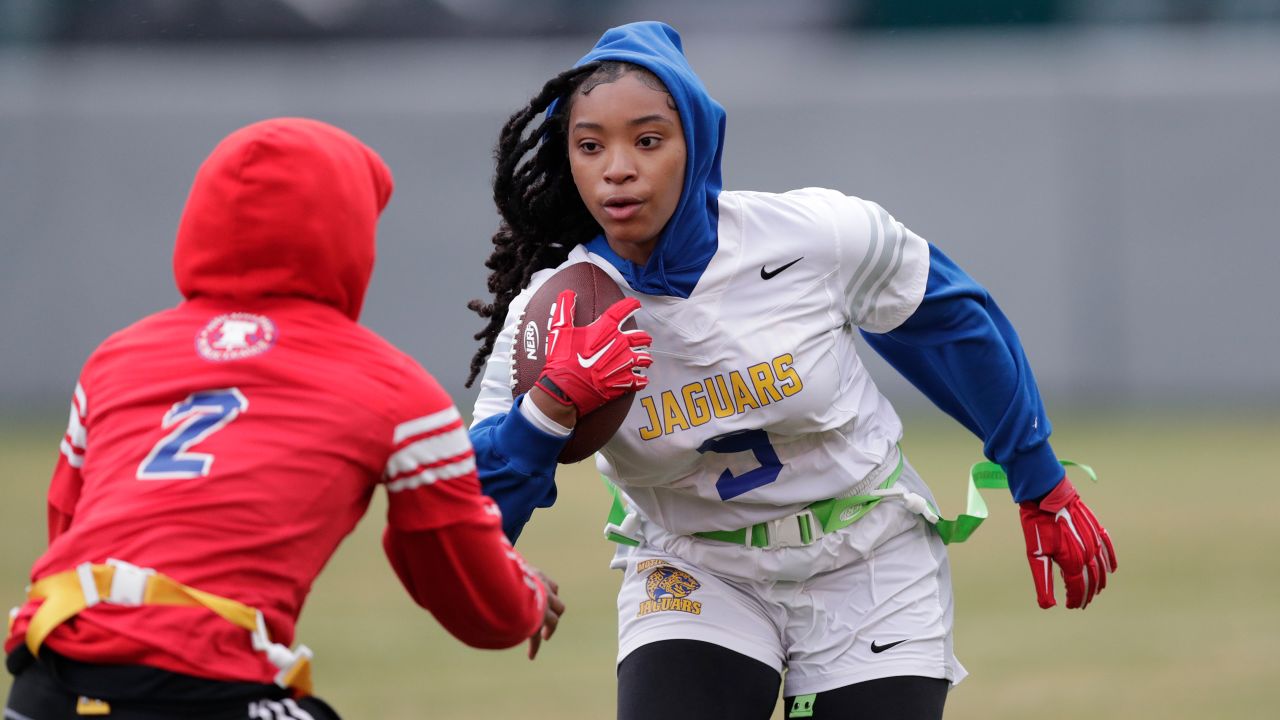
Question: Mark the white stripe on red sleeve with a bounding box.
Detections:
[385,431,473,477]
[385,456,477,493]
[392,406,461,444]
[385,407,477,493]
[60,382,87,468]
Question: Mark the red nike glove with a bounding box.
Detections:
[534,290,653,416]
[1019,476,1118,609]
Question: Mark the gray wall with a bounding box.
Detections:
[2,27,1278,417]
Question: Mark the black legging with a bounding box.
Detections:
[618,639,948,720]
[5,649,342,720]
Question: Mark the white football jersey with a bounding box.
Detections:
[473,188,929,534]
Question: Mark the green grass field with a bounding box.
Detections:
[2,408,1277,718]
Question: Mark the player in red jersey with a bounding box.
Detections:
[4,118,562,719]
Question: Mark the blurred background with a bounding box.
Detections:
[2,1,1278,718]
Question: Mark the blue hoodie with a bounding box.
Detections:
[572,22,726,299]
[473,23,1064,542]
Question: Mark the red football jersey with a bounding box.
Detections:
[5,119,544,684]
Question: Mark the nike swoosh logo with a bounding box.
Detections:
[577,339,615,368]
[760,257,804,280]
[870,639,908,654]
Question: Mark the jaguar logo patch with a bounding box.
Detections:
[637,563,702,617]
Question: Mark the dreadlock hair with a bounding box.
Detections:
[466,60,667,386]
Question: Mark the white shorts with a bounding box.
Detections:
[612,458,967,697]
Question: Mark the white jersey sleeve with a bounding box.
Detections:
[822,192,930,333]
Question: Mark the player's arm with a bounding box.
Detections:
[469,286,570,541]
[383,514,556,651]
[468,283,569,542]
[857,240,1117,608]
[383,391,553,649]
[469,396,570,543]
[823,195,1054,499]
[47,381,90,543]
[473,286,650,541]
[857,242,1060,501]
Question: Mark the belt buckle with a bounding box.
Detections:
[767,509,822,549]
[105,559,154,606]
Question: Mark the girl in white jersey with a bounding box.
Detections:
[466,22,1117,720]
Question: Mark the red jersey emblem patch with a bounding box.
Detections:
[195,313,277,362]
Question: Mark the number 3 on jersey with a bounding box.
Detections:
[137,388,248,480]
[697,429,782,501]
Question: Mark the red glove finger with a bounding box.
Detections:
[1080,510,1107,600]
[1076,500,1115,603]
[1056,505,1100,609]
[599,296,644,328]
[545,289,579,357]
[1076,500,1118,574]
[1086,557,1102,608]
[624,329,653,348]
[1088,552,1105,603]
[600,298,653,355]
[1019,508,1058,609]
[596,346,651,393]
[1058,540,1087,610]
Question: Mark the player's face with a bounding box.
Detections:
[568,72,687,265]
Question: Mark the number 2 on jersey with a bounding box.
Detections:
[697,429,782,501]
[137,388,248,480]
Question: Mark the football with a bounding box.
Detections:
[511,262,638,463]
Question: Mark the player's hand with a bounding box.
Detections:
[534,290,652,416]
[527,568,565,660]
[1019,476,1117,609]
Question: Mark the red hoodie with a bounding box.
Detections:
[5,118,545,685]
